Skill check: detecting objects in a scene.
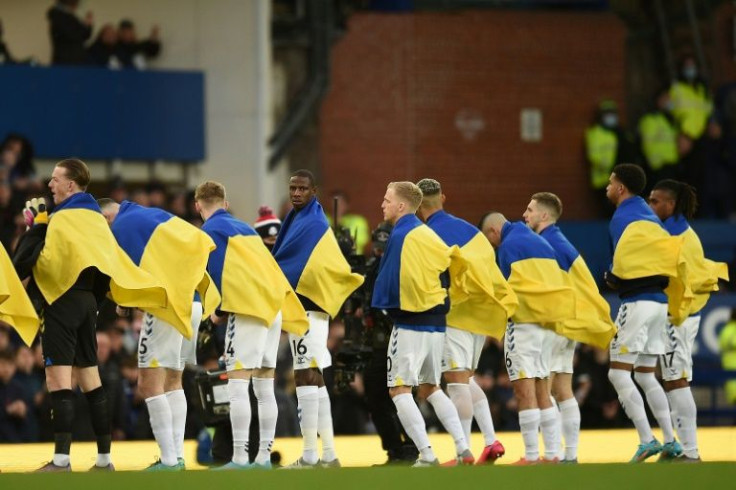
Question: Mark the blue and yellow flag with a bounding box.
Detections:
[426,210,516,339]
[111,201,220,339]
[202,209,308,335]
[0,245,38,346]
[610,196,692,322]
[33,193,167,313]
[497,222,575,326]
[664,215,729,323]
[272,197,363,318]
[372,213,467,313]
[540,225,616,349]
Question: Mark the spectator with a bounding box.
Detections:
[1,133,39,191]
[0,19,17,65]
[585,100,639,217]
[130,188,150,207]
[47,0,93,65]
[86,23,120,68]
[12,345,43,441]
[107,176,128,204]
[638,87,680,187]
[253,205,282,251]
[0,349,33,441]
[145,181,167,209]
[115,19,161,70]
[718,309,736,405]
[669,53,713,196]
[96,331,126,440]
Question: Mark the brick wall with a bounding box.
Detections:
[319,10,627,226]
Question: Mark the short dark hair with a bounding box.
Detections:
[653,179,698,220]
[56,158,91,190]
[531,192,563,220]
[97,198,116,209]
[612,164,646,195]
[291,169,316,187]
[119,19,135,30]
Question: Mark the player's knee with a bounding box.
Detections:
[663,378,689,392]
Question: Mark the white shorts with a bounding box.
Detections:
[661,315,700,382]
[504,322,553,381]
[549,333,576,374]
[139,302,203,370]
[442,327,485,372]
[387,327,444,387]
[289,311,331,371]
[609,300,668,363]
[225,311,282,371]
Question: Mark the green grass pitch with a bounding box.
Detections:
[1,462,734,490]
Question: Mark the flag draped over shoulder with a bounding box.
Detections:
[372,213,467,312]
[663,215,729,324]
[426,211,516,339]
[33,193,167,310]
[272,198,363,318]
[0,245,38,346]
[541,225,616,349]
[610,197,692,324]
[112,201,220,339]
[203,209,308,335]
[497,222,575,326]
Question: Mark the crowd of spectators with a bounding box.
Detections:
[0,0,161,70]
[586,53,736,220]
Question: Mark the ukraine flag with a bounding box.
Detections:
[610,197,692,324]
[540,225,616,349]
[202,209,308,335]
[497,222,575,326]
[372,213,467,313]
[426,210,517,339]
[663,215,729,324]
[0,245,38,346]
[272,197,363,318]
[112,201,221,339]
[33,193,167,313]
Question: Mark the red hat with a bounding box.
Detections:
[254,205,281,239]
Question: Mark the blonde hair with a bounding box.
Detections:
[195,180,226,205]
[388,181,423,211]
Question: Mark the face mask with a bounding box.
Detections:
[602,113,618,128]
[682,66,698,81]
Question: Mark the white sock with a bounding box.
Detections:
[427,389,469,455]
[518,408,541,461]
[393,393,435,461]
[558,397,581,461]
[253,378,277,465]
[228,379,252,465]
[166,389,187,460]
[634,371,675,443]
[447,383,473,446]
[608,369,653,444]
[318,386,337,462]
[95,453,111,467]
[539,407,561,460]
[296,385,319,464]
[469,377,496,445]
[53,454,70,467]
[146,394,177,466]
[669,387,699,458]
